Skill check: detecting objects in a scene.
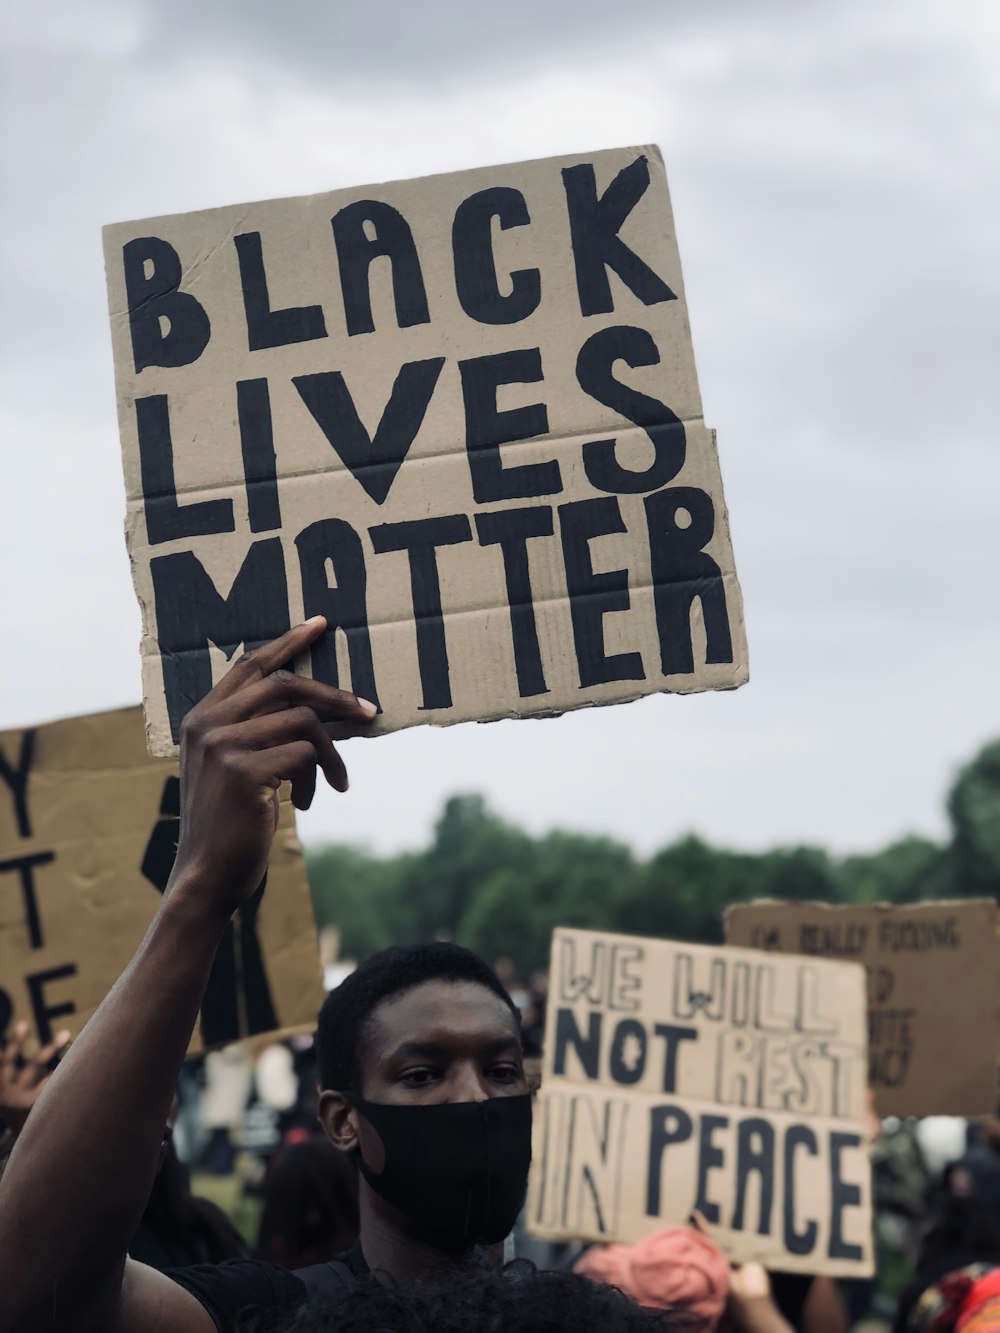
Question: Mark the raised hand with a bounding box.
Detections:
[171,616,377,918]
[0,1020,71,1137]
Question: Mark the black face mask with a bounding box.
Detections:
[348,1093,532,1252]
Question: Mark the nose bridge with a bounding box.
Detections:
[450,1056,492,1103]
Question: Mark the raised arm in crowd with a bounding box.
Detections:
[0,618,377,1333]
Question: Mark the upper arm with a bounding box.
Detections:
[110,1260,219,1333]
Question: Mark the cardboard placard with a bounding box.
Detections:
[103,145,747,757]
[528,927,873,1276]
[0,708,324,1054]
[726,900,1000,1118]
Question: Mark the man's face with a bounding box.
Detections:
[358,979,527,1106]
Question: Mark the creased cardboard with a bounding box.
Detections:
[103,146,747,757]
[527,927,873,1276]
[0,707,323,1055]
[726,899,1000,1119]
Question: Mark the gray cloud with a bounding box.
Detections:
[2,0,998,858]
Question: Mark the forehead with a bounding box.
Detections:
[362,979,519,1060]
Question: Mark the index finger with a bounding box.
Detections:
[210,617,328,703]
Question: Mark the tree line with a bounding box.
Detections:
[305,739,1000,978]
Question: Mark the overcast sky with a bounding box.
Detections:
[2,0,998,859]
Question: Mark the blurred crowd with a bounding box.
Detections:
[70,959,1000,1332]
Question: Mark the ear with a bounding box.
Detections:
[318,1090,360,1155]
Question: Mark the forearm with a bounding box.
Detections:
[0,879,229,1332]
[730,1298,794,1333]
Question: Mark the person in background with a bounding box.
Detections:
[256,1137,359,1269]
[764,1273,847,1333]
[894,1187,1000,1331]
[576,1208,852,1333]
[0,1019,70,1183]
[200,1043,254,1176]
[130,1129,249,1270]
[575,1225,730,1329]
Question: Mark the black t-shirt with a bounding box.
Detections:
[169,1245,366,1332]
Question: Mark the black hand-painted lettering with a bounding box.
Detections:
[646,1104,693,1215]
[236,379,282,533]
[783,1124,819,1255]
[0,853,55,949]
[557,936,611,1005]
[644,486,733,675]
[26,965,77,1045]
[0,729,35,839]
[452,186,541,325]
[577,326,686,493]
[562,157,676,317]
[653,1023,698,1094]
[673,955,727,1021]
[694,1113,728,1223]
[475,506,553,697]
[152,538,291,742]
[553,1009,601,1079]
[369,515,473,710]
[296,518,380,708]
[828,1132,864,1261]
[136,395,236,546]
[294,359,444,505]
[559,497,644,687]
[234,231,327,351]
[732,1118,775,1235]
[332,201,430,335]
[609,1018,647,1085]
[459,348,560,504]
[122,237,211,372]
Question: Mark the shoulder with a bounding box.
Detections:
[167,1259,308,1332]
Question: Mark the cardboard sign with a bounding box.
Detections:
[726,900,1000,1118]
[528,927,873,1276]
[0,708,324,1054]
[103,146,747,757]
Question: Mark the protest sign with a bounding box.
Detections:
[103,146,747,757]
[0,707,323,1054]
[727,899,1000,1118]
[528,926,873,1275]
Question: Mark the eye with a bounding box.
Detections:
[398,1067,439,1088]
[489,1062,522,1084]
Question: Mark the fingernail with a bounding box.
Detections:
[303,615,326,628]
[356,698,378,718]
[57,1031,71,1043]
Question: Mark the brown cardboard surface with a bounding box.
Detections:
[103,146,747,757]
[726,900,1000,1119]
[527,927,873,1275]
[0,707,323,1055]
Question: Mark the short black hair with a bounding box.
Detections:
[315,942,520,1094]
[257,1262,690,1333]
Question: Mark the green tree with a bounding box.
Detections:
[400,794,535,940]
[947,740,1000,897]
[616,834,752,944]
[306,844,413,958]
[458,830,636,975]
[836,835,951,904]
